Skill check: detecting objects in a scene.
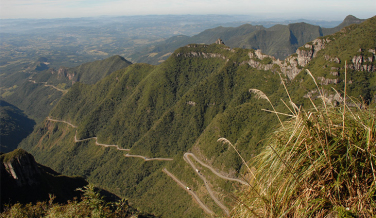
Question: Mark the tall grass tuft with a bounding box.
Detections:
[231,85,376,217]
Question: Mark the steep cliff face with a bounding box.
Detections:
[1,149,88,209]
[296,38,331,67]
[2,149,41,187]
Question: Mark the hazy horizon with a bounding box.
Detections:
[1,0,375,21]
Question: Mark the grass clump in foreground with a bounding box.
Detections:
[227,80,376,217]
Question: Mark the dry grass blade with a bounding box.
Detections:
[249,89,284,128]
[306,69,328,113]
[277,71,297,115]
[232,102,376,217]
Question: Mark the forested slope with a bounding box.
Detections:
[19,16,376,217]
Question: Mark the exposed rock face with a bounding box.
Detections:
[175,51,229,61]
[279,55,301,79]
[317,76,340,85]
[56,67,76,80]
[348,49,376,72]
[1,149,88,208]
[324,55,341,63]
[246,49,278,71]
[186,101,197,106]
[244,37,374,80]
[215,38,225,45]
[2,150,41,187]
[297,38,331,67]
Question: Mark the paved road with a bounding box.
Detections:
[46,117,177,159]
[47,117,77,128]
[162,168,214,216]
[47,117,249,216]
[29,80,68,94]
[47,117,130,151]
[124,154,173,161]
[184,153,230,216]
[184,153,249,186]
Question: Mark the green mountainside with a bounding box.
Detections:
[18,16,376,217]
[0,100,35,153]
[33,55,132,88]
[131,15,365,64]
[1,149,155,217]
[1,55,132,122]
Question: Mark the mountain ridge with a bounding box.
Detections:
[130,15,365,64]
[18,16,376,217]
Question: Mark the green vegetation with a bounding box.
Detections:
[132,16,364,64]
[1,184,155,218]
[0,100,35,152]
[231,92,376,217]
[1,149,88,211]
[33,55,132,89]
[1,55,132,123]
[16,16,376,217]
[291,16,376,106]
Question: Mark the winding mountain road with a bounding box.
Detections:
[46,117,177,160]
[184,153,230,216]
[185,153,249,186]
[74,134,130,151]
[29,80,68,94]
[47,117,247,216]
[162,168,214,215]
[47,117,77,128]
[124,154,173,161]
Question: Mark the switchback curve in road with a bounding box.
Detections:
[47,117,177,159]
[47,117,131,152]
[162,168,214,216]
[185,153,249,186]
[184,153,230,216]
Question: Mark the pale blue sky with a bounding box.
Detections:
[0,0,375,20]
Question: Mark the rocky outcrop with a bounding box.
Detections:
[245,49,278,71]
[215,38,225,45]
[54,67,76,81]
[187,101,197,106]
[348,48,376,72]
[317,77,340,85]
[245,49,301,78]
[1,149,41,187]
[244,38,331,79]
[176,51,229,61]
[324,55,341,63]
[1,149,88,208]
[296,38,331,67]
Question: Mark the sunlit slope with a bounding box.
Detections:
[19,16,376,217]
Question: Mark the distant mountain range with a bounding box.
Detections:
[18,16,376,217]
[130,15,365,64]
